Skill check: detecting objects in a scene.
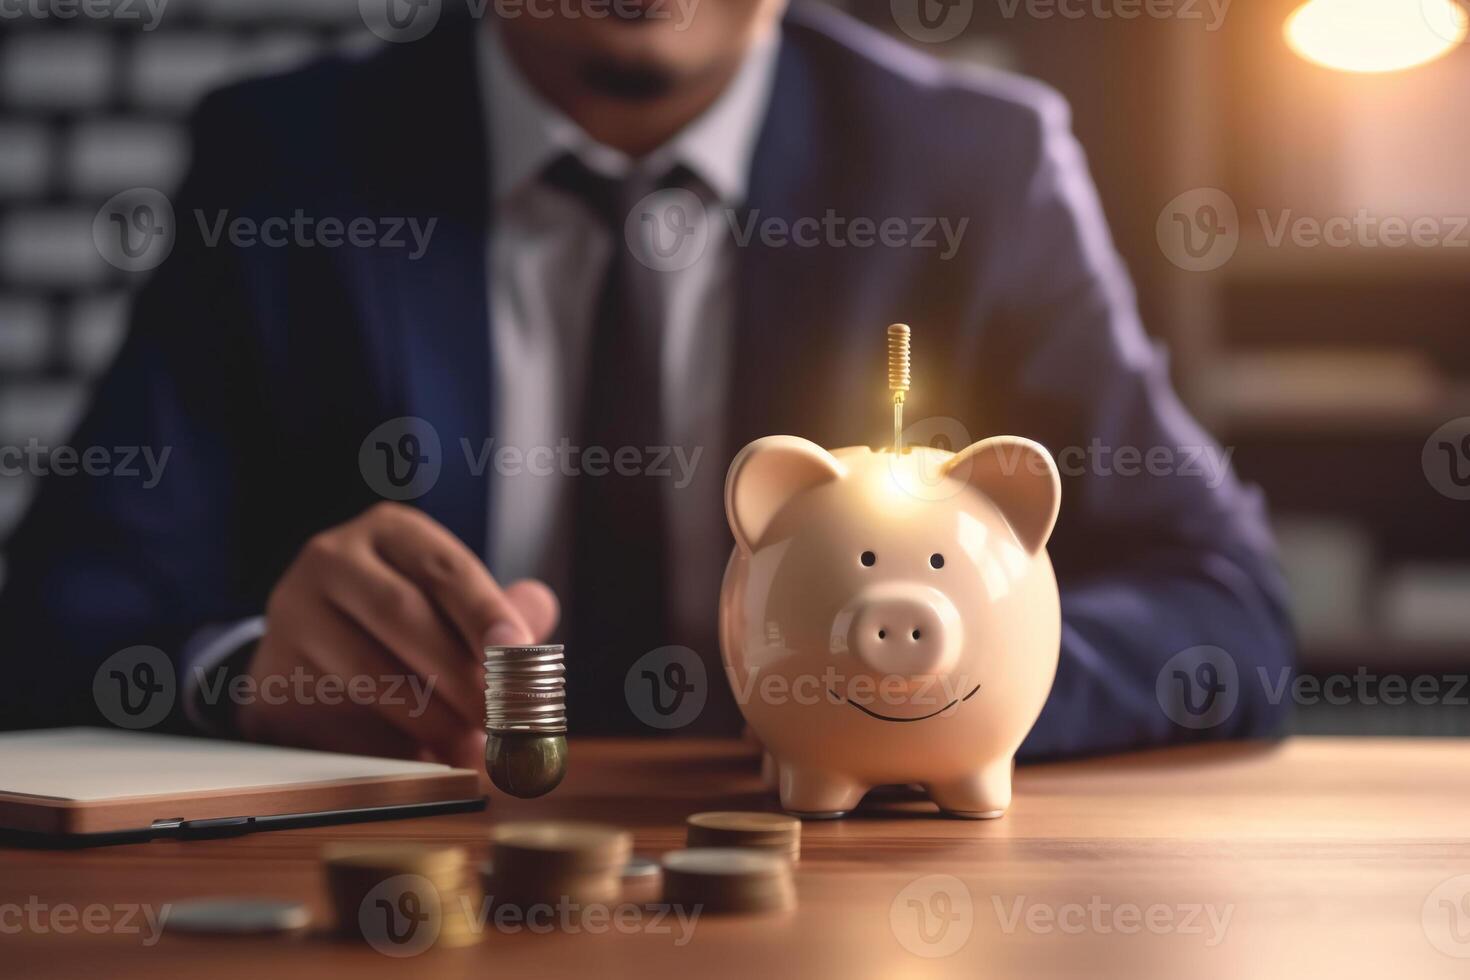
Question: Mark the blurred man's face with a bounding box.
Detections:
[499,0,786,100]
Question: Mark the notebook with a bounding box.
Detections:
[0,727,484,843]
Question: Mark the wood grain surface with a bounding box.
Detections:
[3,736,1468,979]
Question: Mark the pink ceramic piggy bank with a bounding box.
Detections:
[720,435,1061,819]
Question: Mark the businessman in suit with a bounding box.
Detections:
[0,0,1293,767]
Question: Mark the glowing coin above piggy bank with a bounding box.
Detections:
[719,435,1061,818]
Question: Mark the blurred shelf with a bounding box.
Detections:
[1298,635,1469,673]
[1225,237,1470,283]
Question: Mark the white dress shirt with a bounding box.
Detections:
[184,25,781,726]
[477,24,780,644]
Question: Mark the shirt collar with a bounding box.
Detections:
[477,24,780,205]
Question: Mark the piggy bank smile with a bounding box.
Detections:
[720,437,1062,819]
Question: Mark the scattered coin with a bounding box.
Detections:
[164,898,310,936]
[661,847,796,914]
[323,842,481,948]
[686,811,801,860]
[622,857,662,879]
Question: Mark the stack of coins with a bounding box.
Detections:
[661,848,796,914]
[323,843,482,949]
[686,811,802,861]
[483,644,568,798]
[484,822,632,910]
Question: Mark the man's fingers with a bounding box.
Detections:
[503,579,559,642]
[286,601,476,755]
[302,536,485,725]
[369,504,534,651]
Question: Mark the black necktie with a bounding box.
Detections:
[543,154,687,732]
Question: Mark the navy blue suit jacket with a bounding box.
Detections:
[0,5,1294,752]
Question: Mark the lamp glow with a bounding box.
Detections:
[1284,0,1468,73]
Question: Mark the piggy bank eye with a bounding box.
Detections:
[929,553,945,569]
[860,551,876,567]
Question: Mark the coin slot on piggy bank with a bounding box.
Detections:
[718,324,1061,819]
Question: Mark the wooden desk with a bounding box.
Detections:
[4,737,1469,979]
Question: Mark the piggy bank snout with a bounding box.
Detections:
[847,584,962,679]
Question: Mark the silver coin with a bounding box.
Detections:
[164,898,310,935]
[622,857,661,879]
[484,644,564,655]
[661,848,787,877]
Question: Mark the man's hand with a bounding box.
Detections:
[236,502,558,769]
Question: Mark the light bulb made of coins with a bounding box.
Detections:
[887,323,911,453]
[483,644,568,799]
[485,732,567,799]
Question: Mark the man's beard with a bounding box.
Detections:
[577,57,679,101]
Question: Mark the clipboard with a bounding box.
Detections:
[0,728,485,846]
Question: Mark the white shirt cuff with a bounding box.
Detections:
[181,615,267,733]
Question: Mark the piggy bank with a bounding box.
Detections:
[719,435,1061,819]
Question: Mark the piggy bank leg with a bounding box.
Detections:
[761,751,779,790]
[778,762,865,819]
[926,759,1013,819]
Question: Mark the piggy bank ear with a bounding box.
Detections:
[941,437,1060,554]
[726,436,844,553]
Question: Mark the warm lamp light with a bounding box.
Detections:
[1284,0,1468,73]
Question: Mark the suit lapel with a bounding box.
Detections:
[732,25,900,459]
[346,18,494,553]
